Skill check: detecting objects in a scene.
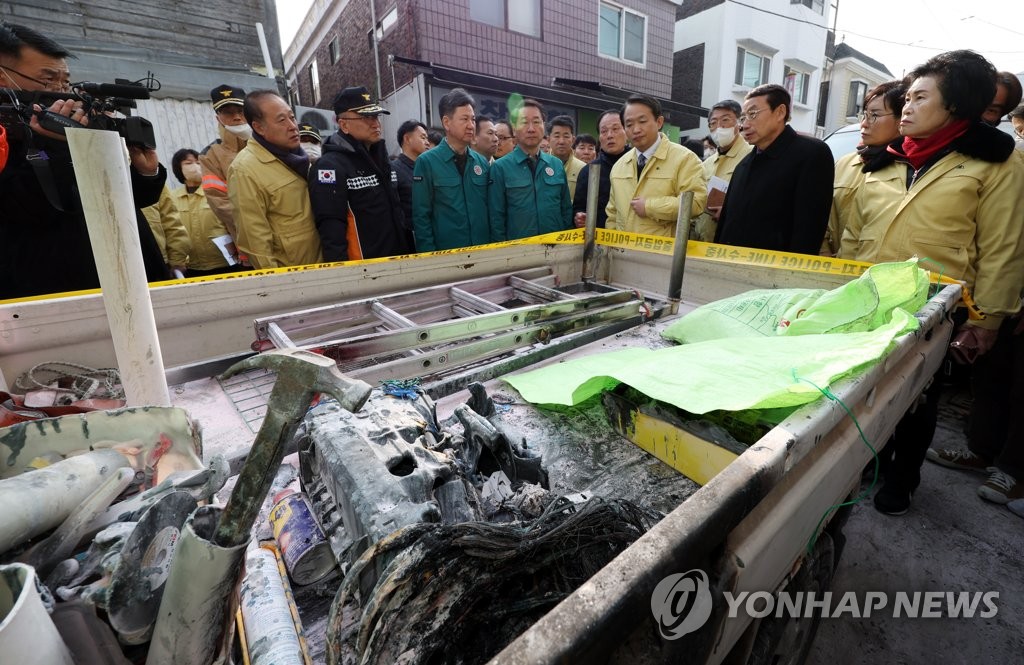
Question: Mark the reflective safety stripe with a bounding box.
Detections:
[202,174,228,193]
[0,228,977,318]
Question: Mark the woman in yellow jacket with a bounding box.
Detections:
[838,50,1024,514]
[170,149,243,277]
[823,80,906,256]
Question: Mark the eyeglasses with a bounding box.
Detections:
[340,115,381,123]
[857,111,895,125]
[0,64,71,92]
[496,135,513,142]
[737,108,766,124]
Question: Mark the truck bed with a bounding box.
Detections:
[0,244,959,664]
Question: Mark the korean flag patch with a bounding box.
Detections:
[318,169,336,184]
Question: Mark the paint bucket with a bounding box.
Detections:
[269,492,336,585]
[238,543,311,665]
[0,563,75,665]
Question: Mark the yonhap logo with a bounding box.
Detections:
[651,568,999,636]
[650,569,714,640]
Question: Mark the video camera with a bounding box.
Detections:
[0,74,159,149]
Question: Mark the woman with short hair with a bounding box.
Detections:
[822,80,906,255]
[838,50,1024,515]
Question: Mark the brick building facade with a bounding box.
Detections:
[286,0,694,142]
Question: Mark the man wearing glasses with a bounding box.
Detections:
[0,21,168,299]
[493,119,516,160]
[714,84,833,255]
[692,99,752,241]
[308,86,412,261]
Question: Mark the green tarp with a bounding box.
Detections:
[504,262,929,414]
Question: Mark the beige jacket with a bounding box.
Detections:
[606,133,707,236]
[824,151,863,256]
[199,124,247,238]
[563,154,586,200]
[169,186,230,271]
[142,185,191,268]
[227,140,322,269]
[839,149,1024,328]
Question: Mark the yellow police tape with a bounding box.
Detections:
[0,228,977,318]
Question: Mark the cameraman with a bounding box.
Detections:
[0,22,168,300]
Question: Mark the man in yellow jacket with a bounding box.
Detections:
[606,94,706,236]
[693,99,752,241]
[228,91,322,269]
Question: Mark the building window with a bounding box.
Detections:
[309,59,320,105]
[791,0,824,13]
[735,47,770,88]
[374,6,398,40]
[599,2,646,65]
[847,80,868,117]
[469,0,541,38]
[329,36,340,65]
[784,66,810,105]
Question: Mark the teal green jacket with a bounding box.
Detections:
[411,140,490,251]
[488,146,572,241]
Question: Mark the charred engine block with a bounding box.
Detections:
[298,384,548,587]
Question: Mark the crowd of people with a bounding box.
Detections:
[2,22,1022,517]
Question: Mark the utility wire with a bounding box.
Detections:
[726,0,829,30]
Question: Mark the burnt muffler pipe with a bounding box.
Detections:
[581,163,601,283]
[668,191,694,315]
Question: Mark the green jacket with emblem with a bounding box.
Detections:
[411,139,491,251]
[488,146,572,241]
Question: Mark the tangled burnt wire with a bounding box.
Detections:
[326,496,662,665]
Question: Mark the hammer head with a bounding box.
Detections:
[220,349,373,414]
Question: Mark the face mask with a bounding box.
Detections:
[713,126,736,148]
[181,162,203,183]
[225,123,252,140]
[703,148,715,159]
[304,144,322,161]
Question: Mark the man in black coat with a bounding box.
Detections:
[572,108,628,229]
[714,84,834,255]
[308,86,413,261]
[0,22,169,301]
[390,119,430,226]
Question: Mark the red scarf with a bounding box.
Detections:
[888,118,969,170]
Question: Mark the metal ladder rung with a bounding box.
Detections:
[508,275,576,302]
[371,301,418,329]
[266,322,296,348]
[449,287,505,315]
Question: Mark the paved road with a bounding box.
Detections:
[809,383,1024,664]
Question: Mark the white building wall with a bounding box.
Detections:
[135,98,220,187]
[380,76,428,157]
[824,59,891,135]
[676,0,829,135]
